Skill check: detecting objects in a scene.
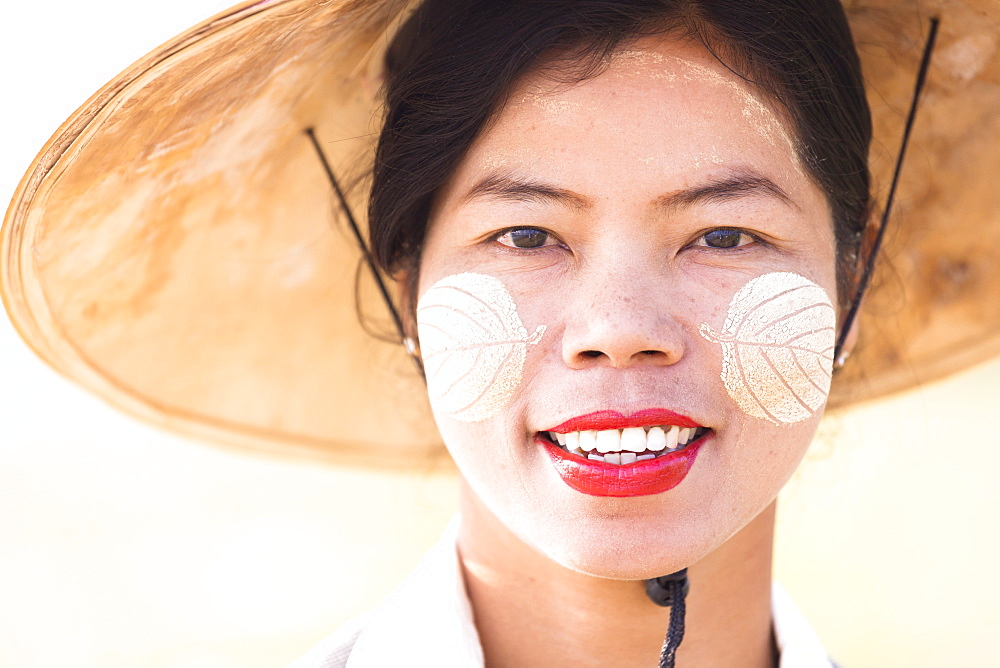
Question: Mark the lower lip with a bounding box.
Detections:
[539,434,708,497]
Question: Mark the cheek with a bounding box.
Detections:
[416,272,546,423]
[700,271,837,424]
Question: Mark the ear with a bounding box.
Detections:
[835,310,860,369]
[835,211,877,370]
[392,268,422,353]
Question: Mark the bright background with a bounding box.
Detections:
[1,2,997,666]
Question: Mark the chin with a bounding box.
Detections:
[518,506,725,580]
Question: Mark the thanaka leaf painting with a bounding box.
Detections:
[417,273,546,422]
[700,272,836,424]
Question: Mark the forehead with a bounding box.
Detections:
[446,36,806,199]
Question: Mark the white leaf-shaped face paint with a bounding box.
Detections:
[417,273,546,422]
[699,272,836,424]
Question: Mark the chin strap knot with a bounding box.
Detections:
[645,569,689,668]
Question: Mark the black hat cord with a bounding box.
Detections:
[834,17,939,362]
[304,127,424,377]
[307,17,939,668]
[646,569,690,668]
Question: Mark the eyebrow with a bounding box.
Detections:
[654,171,796,211]
[461,172,590,210]
[460,168,795,211]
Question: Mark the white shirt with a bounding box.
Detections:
[290,519,833,668]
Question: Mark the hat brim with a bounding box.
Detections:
[2,0,998,464]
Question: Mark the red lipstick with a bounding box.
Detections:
[541,409,708,497]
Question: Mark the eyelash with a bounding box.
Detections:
[491,227,563,251]
[491,226,764,251]
[689,227,763,250]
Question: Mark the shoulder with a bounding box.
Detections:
[286,516,482,668]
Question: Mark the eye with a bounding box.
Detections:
[495,227,557,250]
[694,228,757,249]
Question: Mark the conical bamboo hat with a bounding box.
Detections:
[3,0,998,465]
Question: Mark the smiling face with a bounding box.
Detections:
[415,36,840,579]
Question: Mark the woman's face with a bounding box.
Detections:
[415,36,839,579]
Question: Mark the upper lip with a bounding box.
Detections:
[546,408,703,433]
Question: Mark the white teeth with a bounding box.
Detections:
[595,429,621,453]
[646,426,667,452]
[566,431,580,451]
[621,427,646,452]
[549,424,707,464]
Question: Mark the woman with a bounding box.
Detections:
[302,1,866,665]
[3,0,998,665]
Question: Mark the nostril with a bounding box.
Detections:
[641,350,664,356]
[581,350,603,358]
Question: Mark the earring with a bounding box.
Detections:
[404,337,426,379]
[835,350,850,369]
[404,337,418,356]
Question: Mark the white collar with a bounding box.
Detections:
[299,517,833,668]
[772,581,833,667]
[345,517,483,667]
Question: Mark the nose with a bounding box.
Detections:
[561,271,686,370]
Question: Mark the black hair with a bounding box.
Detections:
[368,0,872,316]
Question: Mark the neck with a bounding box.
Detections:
[457,485,777,667]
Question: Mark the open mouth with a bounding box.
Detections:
[539,425,710,466]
